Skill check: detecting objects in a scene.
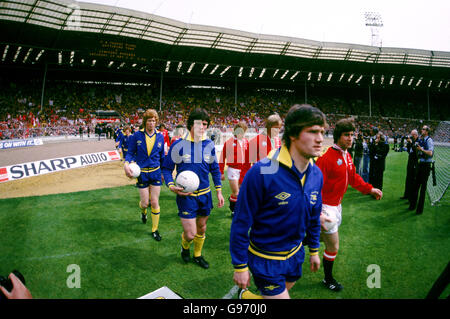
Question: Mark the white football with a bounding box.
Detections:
[129,162,141,178]
[175,170,200,193]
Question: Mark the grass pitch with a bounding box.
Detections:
[0,149,449,299]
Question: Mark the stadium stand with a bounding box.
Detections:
[0,0,448,207]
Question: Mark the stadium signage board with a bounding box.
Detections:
[94,118,121,123]
[0,150,120,183]
[0,138,43,150]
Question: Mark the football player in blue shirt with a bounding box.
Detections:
[124,109,165,241]
[162,108,224,269]
[230,104,326,299]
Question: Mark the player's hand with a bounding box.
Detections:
[0,273,32,299]
[370,188,383,200]
[320,212,333,232]
[217,191,225,208]
[221,174,225,181]
[310,254,320,272]
[123,163,133,178]
[169,185,192,196]
[233,270,251,290]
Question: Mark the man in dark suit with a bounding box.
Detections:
[401,129,419,200]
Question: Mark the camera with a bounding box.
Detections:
[0,270,26,299]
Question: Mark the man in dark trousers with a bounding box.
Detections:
[409,125,434,215]
[401,129,419,200]
[369,132,390,191]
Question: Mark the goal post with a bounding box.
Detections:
[428,121,450,206]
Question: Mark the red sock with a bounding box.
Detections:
[323,250,337,261]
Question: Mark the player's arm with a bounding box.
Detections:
[124,134,137,177]
[161,142,176,188]
[218,139,227,179]
[209,141,224,207]
[161,141,190,196]
[159,134,166,168]
[230,166,260,288]
[305,174,323,272]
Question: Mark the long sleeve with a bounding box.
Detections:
[159,134,166,168]
[124,133,136,163]
[304,177,323,255]
[218,139,227,174]
[229,165,261,270]
[208,141,222,191]
[161,141,177,187]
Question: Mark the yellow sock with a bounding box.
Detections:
[241,290,263,299]
[181,232,193,250]
[139,201,147,215]
[151,207,160,232]
[193,234,205,257]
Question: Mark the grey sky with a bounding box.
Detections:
[78,0,450,52]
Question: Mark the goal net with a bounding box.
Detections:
[428,121,450,205]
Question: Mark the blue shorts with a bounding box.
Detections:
[136,168,162,188]
[248,246,305,296]
[176,192,213,219]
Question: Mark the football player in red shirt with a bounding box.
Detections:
[219,121,251,216]
[159,123,171,155]
[316,118,382,292]
[248,114,282,164]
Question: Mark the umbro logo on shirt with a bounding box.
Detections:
[275,192,291,201]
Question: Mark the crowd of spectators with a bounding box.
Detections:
[0,80,447,141]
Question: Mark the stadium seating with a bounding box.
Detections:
[0,80,446,140]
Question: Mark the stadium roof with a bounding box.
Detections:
[1,0,449,90]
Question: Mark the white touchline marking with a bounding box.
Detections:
[222,285,239,299]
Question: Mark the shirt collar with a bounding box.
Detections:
[183,132,207,142]
[268,145,314,170]
[332,143,347,155]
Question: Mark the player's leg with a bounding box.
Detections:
[180,217,196,263]
[321,231,343,291]
[416,163,431,215]
[138,186,149,224]
[409,166,423,211]
[320,204,343,291]
[227,167,240,216]
[192,216,210,268]
[228,179,239,215]
[149,184,162,240]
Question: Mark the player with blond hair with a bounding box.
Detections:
[124,109,165,241]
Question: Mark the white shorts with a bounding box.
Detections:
[321,204,342,234]
[226,166,241,181]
